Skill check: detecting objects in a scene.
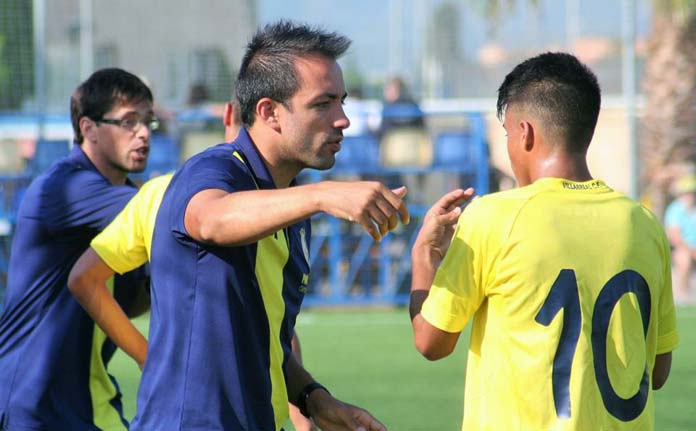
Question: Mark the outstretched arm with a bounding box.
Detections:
[410,188,474,361]
[286,355,386,431]
[68,248,148,368]
[185,181,409,246]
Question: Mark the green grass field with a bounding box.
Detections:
[111,306,696,431]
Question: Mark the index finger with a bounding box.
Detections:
[354,409,387,431]
[438,188,475,213]
[386,187,410,225]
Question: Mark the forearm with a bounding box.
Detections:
[87,284,148,366]
[69,250,148,367]
[291,331,304,364]
[286,354,317,407]
[189,184,324,246]
[189,180,411,245]
[409,245,440,319]
[410,245,460,360]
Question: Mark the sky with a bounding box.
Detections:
[257,0,652,94]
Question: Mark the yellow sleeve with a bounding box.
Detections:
[421,198,491,333]
[91,187,149,275]
[656,233,679,354]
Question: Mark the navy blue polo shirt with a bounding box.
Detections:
[132,128,310,431]
[0,145,140,431]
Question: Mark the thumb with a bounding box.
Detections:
[391,186,408,198]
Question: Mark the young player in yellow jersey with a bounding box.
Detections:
[68,102,318,431]
[409,52,678,430]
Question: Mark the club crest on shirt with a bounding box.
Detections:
[299,274,309,293]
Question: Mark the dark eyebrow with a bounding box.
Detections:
[122,109,155,117]
[310,92,348,104]
[121,109,157,119]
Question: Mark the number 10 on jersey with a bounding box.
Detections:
[535,269,651,422]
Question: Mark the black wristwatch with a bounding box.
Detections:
[296,382,330,418]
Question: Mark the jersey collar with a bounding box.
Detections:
[533,177,612,193]
[234,127,296,190]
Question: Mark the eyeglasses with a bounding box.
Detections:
[96,114,160,132]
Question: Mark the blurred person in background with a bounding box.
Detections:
[378,76,430,198]
[184,81,226,121]
[409,52,678,430]
[378,76,424,137]
[68,100,317,431]
[0,68,155,430]
[664,175,696,304]
[69,21,407,431]
[187,82,211,106]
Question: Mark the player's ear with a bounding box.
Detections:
[223,102,241,142]
[256,97,281,132]
[223,103,233,128]
[80,116,98,143]
[520,120,534,152]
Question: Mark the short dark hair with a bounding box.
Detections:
[70,68,153,144]
[236,20,351,126]
[496,52,601,152]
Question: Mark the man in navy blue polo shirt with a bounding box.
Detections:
[0,68,156,431]
[127,21,408,431]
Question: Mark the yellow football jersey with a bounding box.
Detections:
[91,174,172,274]
[421,178,679,431]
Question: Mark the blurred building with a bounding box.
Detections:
[17,0,256,111]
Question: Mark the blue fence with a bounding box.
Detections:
[0,111,490,307]
[299,112,489,305]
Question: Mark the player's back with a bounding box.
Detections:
[462,178,677,431]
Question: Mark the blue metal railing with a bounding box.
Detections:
[0,112,490,307]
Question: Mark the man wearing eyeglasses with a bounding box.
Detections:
[0,68,156,431]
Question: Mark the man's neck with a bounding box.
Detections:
[247,127,300,189]
[531,149,592,184]
[80,142,128,185]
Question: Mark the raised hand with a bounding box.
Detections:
[317,181,410,241]
[414,188,475,262]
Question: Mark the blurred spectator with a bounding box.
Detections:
[187,82,211,106]
[379,76,425,137]
[180,81,225,128]
[379,76,431,200]
[665,175,696,303]
[18,137,37,166]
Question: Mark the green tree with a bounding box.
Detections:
[0,35,10,89]
[641,0,696,215]
[0,0,34,111]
